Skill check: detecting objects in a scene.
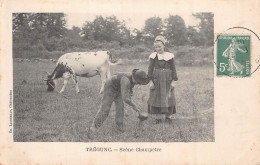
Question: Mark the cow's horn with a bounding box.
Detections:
[42,76,48,81]
[46,71,51,75]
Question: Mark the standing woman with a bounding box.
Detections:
[147,35,178,123]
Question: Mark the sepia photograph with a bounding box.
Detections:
[1,0,260,164]
[13,12,214,142]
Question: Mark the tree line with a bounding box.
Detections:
[12,13,213,58]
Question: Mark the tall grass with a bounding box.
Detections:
[13,61,214,142]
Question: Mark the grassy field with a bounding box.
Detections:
[13,60,214,142]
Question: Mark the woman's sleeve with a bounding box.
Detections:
[147,58,155,82]
[170,58,178,81]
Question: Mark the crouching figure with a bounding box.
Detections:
[88,69,149,140]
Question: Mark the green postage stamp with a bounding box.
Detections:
[217,35,251,76]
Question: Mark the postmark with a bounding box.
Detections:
[217,35,251,76]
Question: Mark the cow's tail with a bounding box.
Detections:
[107,51,124,66]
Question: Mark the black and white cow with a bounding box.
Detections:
[44,51,118,94]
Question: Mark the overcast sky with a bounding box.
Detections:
[65,13,200,30]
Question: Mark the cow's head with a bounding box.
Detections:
[43,72,55,92]
[46,77,55,92]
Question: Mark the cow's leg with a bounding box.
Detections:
[98,68,107,94]
[60,72,71,93]
[72,74,80,93]
[106,65,111,79]
[53,79,58,86]
[60,78,69,93]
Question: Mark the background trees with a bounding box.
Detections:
[81,16,131,45]
[192,13,214,46]
[13,13,67,55]
[164,15,187,46]
[13,13,66,42]
[142,17,163,44]
[13,12,214,59]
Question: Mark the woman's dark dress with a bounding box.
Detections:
[147,52,178,115]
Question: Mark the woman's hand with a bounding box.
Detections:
[133,104,140,112]
[170,81,175,87]
[150,82,155,89]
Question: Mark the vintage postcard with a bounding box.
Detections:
[0,0,259,164]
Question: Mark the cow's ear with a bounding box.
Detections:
[132,69,139,75]
[106,51,110,56]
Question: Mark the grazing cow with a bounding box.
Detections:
[44,51,118,94]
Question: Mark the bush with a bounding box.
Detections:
[174,46,213,66]
[43,37,68,52]
[13,35,213,66]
